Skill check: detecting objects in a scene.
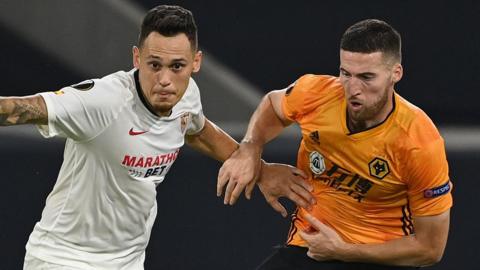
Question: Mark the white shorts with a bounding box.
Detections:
[23,253,82,270]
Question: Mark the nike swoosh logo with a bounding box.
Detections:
[129,128,148,136]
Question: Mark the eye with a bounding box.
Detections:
[148,62,161,71]
[340,69,351,77]
[170,63,185,72]
[359,75,375,81]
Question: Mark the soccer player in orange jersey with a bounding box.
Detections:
[218,19,452,269]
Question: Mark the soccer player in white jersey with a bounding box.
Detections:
[0,5,314,270]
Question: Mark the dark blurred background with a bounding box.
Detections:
[0,0,479,269]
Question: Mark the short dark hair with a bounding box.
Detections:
[340,19,401,63]
[138,5,198,51]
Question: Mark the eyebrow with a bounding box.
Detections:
[340,68,376,77]
[147,56,187,63]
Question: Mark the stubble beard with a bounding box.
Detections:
[348,88,390,132]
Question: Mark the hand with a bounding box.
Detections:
[298,213,347,261]
[217,142,262,205]
[258,163,315,217]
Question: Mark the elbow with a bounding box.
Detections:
[184,134,195,146]
[418,248,445,267]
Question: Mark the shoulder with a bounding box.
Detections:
[62,70,134,106]
[283,74,343,116]
[185,77,201,97]
[281,74,340,122]
[394,94,443,148]
[294,74,342,93]
[289,74,344,105]
[388,95,451,191]
[36,71,135,119]
[66,70,133,93]
[96,70,135,96]
[181,77,201,104]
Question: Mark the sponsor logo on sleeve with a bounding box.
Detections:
[424,181,451,198]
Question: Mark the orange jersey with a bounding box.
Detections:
[282,74,453,246]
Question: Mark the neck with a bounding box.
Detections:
[347,119,368,134]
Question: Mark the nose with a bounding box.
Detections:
[345,77,362,97]
[156,70,171,87]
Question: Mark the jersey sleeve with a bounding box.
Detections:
[281,74,338,122]
[37,78,127,141]
[404,120,453,216]
[186,110,205,135]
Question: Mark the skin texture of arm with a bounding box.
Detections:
[299,210,450,267]
[185,118,239,162]
[241,89,293,147]
[0,95,48,126]
[217,90,293,204]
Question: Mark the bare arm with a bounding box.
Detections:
[0,95,47,126]
[241,89,293,148]
[217,89,294,204]
[300,210,450,266]
[213,90,314,214]
[342,211,450,266]
[185,118,238,162]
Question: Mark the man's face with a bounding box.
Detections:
[133,32,202,116]
[339,50,402,126]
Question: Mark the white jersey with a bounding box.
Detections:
[26,69,205,269]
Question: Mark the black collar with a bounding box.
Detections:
[134,70,160,117]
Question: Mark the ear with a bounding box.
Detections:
[132,46,140,69]
[391,63,403,83]
[192,50,203,73]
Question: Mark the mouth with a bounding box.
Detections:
[153,90,176,99]
[348,100,363,111]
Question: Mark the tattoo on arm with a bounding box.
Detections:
[0,95,48,125]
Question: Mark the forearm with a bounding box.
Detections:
[186,119,239,162]
[0,95,47,126]
[216,90,293,204]
[242,91,290,150]
[339,212,449,267]
[339,235,442,267]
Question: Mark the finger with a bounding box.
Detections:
[223,179,237,204]
[229,182,247,205]
[217,165,229,197]
[306,250,316,260]
[304,213,328,231]
[244,181,255,200]
[294,178,314,195]
[291,167,308,179]
[291,168,314,195]
[290,183,316,206]
[298,230,313,243]
[285,190,311,210]
[267,198,288,218]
